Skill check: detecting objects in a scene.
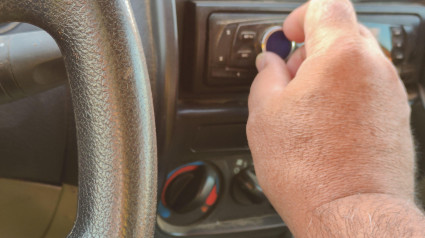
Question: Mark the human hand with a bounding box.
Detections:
[247,0,417,235]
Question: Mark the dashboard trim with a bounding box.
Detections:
[154,0,180,156]
[157,214,285,236]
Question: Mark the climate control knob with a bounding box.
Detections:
[232,166,266,205]
[158,161,220,226]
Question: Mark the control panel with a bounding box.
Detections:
[359,15,420,85]
[207,13,421,87]
[181,1,425,94]
[157,156,284,236]
[207,14,294,86]
[158,161,220,226]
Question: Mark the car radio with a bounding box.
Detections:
[206,13,419,86]
[181,1,425,94]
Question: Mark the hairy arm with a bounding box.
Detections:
[304,194,425,238]
[247,0,425,237]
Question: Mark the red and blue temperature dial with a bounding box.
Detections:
[158,161,220,226]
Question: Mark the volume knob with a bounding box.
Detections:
[261,26,295,60]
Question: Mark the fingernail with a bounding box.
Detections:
[256,53,266,71]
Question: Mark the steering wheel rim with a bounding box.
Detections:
[0,0,157,237]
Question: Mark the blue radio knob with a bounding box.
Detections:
[261,26,296,60]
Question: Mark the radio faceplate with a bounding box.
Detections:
[206,13,420,87]
[181,1,425,95]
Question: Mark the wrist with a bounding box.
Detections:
[264,161,416,229]
[286,193,425,237]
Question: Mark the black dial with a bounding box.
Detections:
[158,161,220,226]
[232,166,266,205]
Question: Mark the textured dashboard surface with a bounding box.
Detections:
[0,0,157,237]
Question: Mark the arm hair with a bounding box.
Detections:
[298,194,425,238]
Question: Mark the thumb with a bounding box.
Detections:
[248,52,292,112]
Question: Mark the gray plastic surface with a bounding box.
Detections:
[0,31,66,103]
[0,0,157,237]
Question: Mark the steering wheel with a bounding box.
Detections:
[0,0,157,237]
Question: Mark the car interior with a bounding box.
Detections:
[0,0,425,237]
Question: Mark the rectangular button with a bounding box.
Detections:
[391,48,404,64]
[391,26,404,36]
[392,37,404,48]
[212,24,237,66]
[237,49,253,59]
[240,31,256,40]
[211,68,256,80]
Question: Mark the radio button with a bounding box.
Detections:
[391,26,404,36]
[212,24,237,66]
[240,31,257,40]
[261,26,295,60]
[392,48,405,64]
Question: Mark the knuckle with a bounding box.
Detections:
[247,105,281,139]
[330,37,368,60]
[308,0,355,32]
[324,37,398,82]
[246,112,262,140]
[246,112,268,153]
[246,114,257,136]
[247,111,267,138]
[319,0,354,21]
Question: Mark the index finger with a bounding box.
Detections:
[283,0,359,55]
